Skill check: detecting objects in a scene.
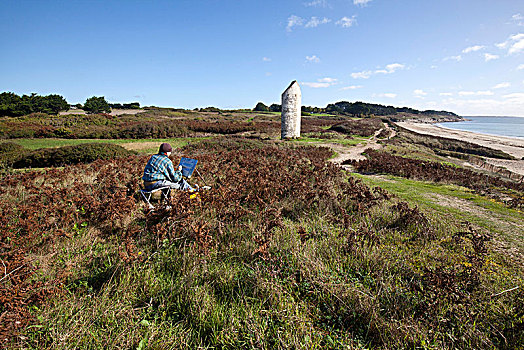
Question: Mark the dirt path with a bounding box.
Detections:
[320,125,396,169]
[424,192,524,266]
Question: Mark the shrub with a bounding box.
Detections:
[330,118,384,137]
[0,141,25,154]
[13,143,135,168]
[0,142,27,167]
[349,149,524,207]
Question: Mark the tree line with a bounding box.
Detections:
[253,100,457,117]
[0,92,141,117]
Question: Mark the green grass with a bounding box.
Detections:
[352,172,524,254]
[309,113,338,117]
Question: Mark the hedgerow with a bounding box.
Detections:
[349,149,524,208]
[12,143,135,168]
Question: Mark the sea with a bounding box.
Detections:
[437,116,524,139]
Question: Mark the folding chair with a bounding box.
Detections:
[140,186,171,210]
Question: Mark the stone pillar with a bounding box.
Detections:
[281,80,301,139]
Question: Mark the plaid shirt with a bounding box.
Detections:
[142,154,182,183]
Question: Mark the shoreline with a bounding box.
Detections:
[396,121,524,176]
[436,117,524,141]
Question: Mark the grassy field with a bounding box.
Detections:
[1,116,523,349]
[10,137,208,153]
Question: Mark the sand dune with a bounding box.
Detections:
[396,122,524,176]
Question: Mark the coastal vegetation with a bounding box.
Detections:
[0,109,522,349]
[0,92,69,117]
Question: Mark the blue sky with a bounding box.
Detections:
[1,0,523,116]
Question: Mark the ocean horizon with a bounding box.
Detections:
[437,116,524,139]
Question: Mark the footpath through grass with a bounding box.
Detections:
[354,173,524,258]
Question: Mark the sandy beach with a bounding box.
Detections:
[396,122,524,176]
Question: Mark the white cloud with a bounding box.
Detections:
[484,53,499,61]
[518,64,524,70]
[352,62,405,79]
[341,85,363,90]
[262,57,271,62]
[302,82,331,88]
[496,33,524,54]
[374,93,397,98]
[304,0,329,7]
[287,15,304,32]
[493,82,510,89]
[385,63,405,73]
[458,90,494,96]
[336,16,357,28]
[303,78,337,88]
[444,95,524,115]
[503,92,524,101]
[353,0,372,6]
[509,34,524,54]
[444,55,462,62]
[318,77,337,83]
[351,70,372,79]
[462,45,485,53]
[413,89,427,97]
[439,92,453,96]
[512,13,524,26]
[305,55,320,63]
[477,90,495,96]
[305,17,331,28]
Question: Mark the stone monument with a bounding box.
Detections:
[281,80,301,139]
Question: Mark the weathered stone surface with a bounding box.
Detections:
[281,81,301,139]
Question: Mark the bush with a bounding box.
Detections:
[13,143,135,168]
[84,96,111,114]
[0,141,25,154]
[0,142,27,167]
[330,118,384,137]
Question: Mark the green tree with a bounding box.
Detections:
[0,92,23,117]
[269,104,281,112]
[84,96,111,114]
[41,94,69,114]
[254,102,269,112]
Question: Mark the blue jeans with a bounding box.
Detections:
[145,179,194,192]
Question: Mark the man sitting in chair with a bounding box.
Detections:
[142,143,194,192]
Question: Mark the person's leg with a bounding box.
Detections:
[149,179,181,190]
[178,179,194,191]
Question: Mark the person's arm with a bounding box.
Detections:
[166,159,182,183]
